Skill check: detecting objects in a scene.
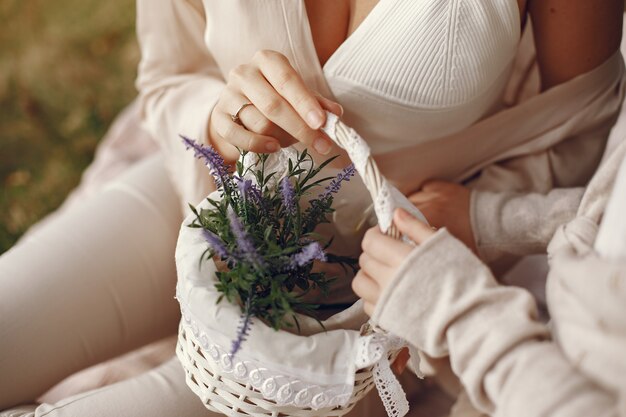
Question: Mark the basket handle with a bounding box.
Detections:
[322,114,426,240]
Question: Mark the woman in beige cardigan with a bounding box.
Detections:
[1,1,625,416]
[354,138,626,415]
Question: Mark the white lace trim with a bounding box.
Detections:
[375,355,409,417]
[356,331,412,417]
[179,306,354,410]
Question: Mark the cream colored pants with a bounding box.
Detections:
[0,154,434,417]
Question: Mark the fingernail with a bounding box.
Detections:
[265,142,279,152]
[337,104,344,116]
[313,138,332,155]
[307,110,325,129]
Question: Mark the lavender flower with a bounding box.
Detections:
[180,135,230,188]
[231,297,253,356]
[319,164,356,199]
[280,177,297,215]
[202,229,229,259]
[291,242,327,268]
[227,206,264,268]
[235,176,263,206]
[236,177,252,200]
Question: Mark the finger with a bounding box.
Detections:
[408,190,437,206]
[351,271,381,306]
[394,208,436,245]
[362,227,413,267]
[221,89,296,148]
[363,301,375,317]
[392,347,410,374]
[422,180,450,192]
[236,67,335,155]
[254,50,327,129]
[358,253,396,287]
[315,94,343,117]
[241,107,296,147]
[212,110,280,154]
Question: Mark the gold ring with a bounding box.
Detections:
[230,102,253,125]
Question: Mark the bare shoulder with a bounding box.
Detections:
[529,0,624,90]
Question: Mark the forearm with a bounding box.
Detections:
[371,230,622,416]
[470,187,584,263]
[136,0,225,205]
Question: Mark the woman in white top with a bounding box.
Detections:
[0,1,623,416]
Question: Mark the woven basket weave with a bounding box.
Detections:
[176,116,405,416]
[176,324,386,417]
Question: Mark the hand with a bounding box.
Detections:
[208,49,343,162]
[353,208,435,316]
[408,180,477,254]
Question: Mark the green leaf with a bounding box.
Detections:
[316,154,339,171]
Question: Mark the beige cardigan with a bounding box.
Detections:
[371,138,626,416]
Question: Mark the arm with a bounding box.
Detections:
[530,0,623,90]
[136,1,343,206]
[136,0,225,205]
[411,0,625,260]
[354,212,624,416]
[470,187,584,263]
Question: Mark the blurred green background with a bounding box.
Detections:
[0,0,138,253]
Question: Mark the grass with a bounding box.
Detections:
[0,0,138,253]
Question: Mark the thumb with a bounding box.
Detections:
[316,94,344,117]
[394,208,435,245]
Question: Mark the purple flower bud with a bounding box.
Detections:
[280,177,297,215]
[319,164,356,199]
[202,229,229,259]
[235,176,263,206]
[180,135,230,188]
[291,242,327,268]
[227,206,264,268]
[236,177,253,197]
[230,300,253,357]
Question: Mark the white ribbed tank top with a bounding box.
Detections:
[308,0,521,154]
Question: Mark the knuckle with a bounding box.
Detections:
[292,93,315,110]
[228,64,249,82]
[253,117,274,135]
[255,49,278,63]
[352,273,365,292]
[362,231,374,252]
[292,123,312,142]
[358,253,367,268]
[246,134,257,152]
[221,122,238,143]
[261,97,283,117]
[275,70,296,90]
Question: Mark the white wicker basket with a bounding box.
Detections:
[176,324,387,417]
[175,115,426,417]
